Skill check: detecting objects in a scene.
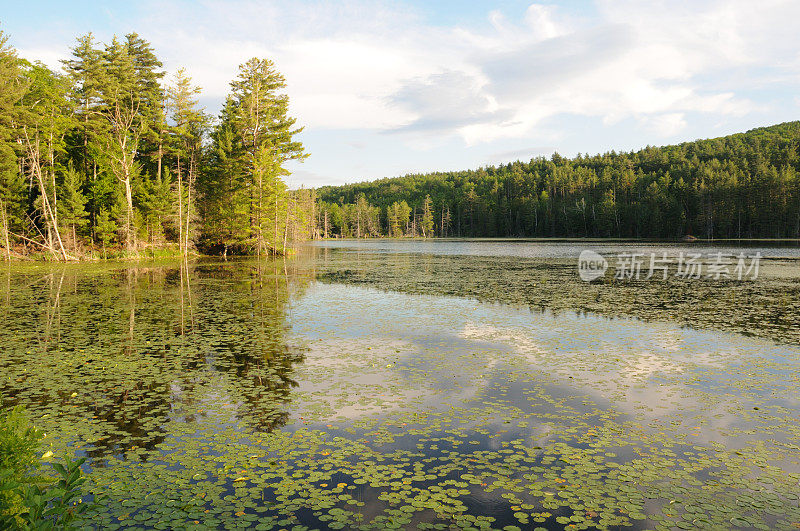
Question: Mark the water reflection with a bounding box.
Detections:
[309,238,800,259]
[0,259,311,457]
[1,247,799,530]
[289,282,800,450]
[311,244,800,345]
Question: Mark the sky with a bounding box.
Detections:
[1,0,799,187]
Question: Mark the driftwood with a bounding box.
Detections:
[8,231,78,261]
[0,244,33,260]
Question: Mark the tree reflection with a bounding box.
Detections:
[0,258,312,458]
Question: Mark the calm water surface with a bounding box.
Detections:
[311,238,800,259]
[1,240,799,530]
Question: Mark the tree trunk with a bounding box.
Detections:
[256,157,263,256]
[282,195,290,255]
[185,153,193,254]
[273,172,279,256]
[177,152,184,256]
[124,172,134,251]
[1,202,10,261]
[26,129,68,260]
[157,137,163,180]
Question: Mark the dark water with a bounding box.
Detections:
[1,241,799,530]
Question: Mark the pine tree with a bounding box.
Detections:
[229,58,305,162]
[0,142,23,260]
[354,194,369,238]
[421,194,434,238]
[62,34,104,179]
[199,99,250,253]
[166,68,205,254]
[201,57,305,254]
[136,168,173,244]
[58,162,89,250]
[398,201,411,236]
[0,29,26,259]
[98,37,144,251]
[388,202,400,237]
[95,208,116,258]
[125,32,166,181]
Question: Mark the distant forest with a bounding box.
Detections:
[316,122,800,240]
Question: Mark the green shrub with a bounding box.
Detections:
[0,403,96,530]
[0,404,42,521]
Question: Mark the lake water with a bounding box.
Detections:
[312,238,800,259]
[1,240,799,530]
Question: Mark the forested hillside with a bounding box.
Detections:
[0,28,311,260]
[317,122,800,239]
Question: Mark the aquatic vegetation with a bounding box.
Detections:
[314,246,800,345]
[0,244,799,530]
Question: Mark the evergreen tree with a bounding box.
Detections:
[421,194,434,237]
[58,162,89,249]
[136,168,173,244]
[229,58,305,162]
[96,36,149,251]
[388,202,401,237]
[166,68,205,254]
[200,98,248,253]
[62,33,104,184]
[316,121,800,240]
[125,32,166,180]
[201,57,305,254]
[0,29,26,258]
[95,208,116,257]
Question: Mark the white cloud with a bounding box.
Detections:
[389,70,507,133]
[16,47,67,69]
[7,0,800,185]
[32,0,791,140]
[524,4,567,41]
[640,113,687,137]
[278,38,423,130]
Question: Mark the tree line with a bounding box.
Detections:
[316,121,800,239]
[0,28,311,260]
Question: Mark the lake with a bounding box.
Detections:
[1,240,799,530]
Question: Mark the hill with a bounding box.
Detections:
[316,122,800,239]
